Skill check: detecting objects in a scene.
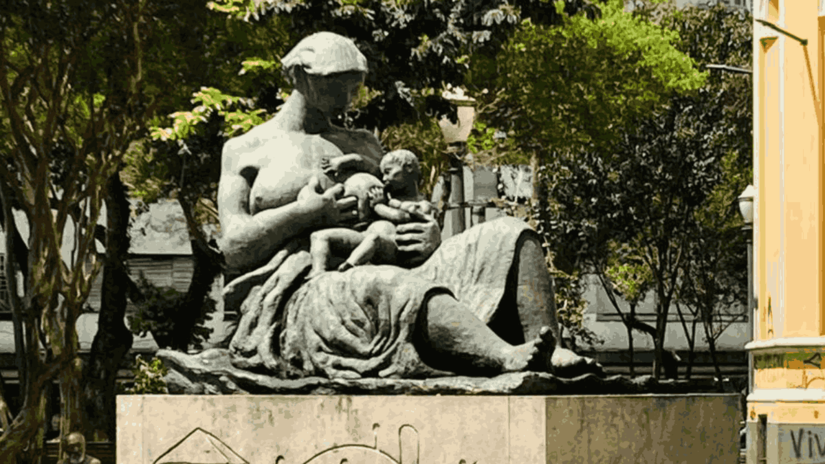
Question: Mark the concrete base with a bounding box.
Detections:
[117,394,741,464]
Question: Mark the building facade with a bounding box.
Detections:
[675,0,752,11]
[747,1,825,462]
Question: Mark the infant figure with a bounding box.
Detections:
[308,149,433,277]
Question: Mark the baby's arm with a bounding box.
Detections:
[321,153,378,178]
[373,203,415,223]
[386,199,435,221]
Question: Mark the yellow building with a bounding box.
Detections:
[747,1,825,462]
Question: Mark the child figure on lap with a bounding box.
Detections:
[309,149,434,277]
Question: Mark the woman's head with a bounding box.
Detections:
[282,32,368,79]
[283,32,368,116]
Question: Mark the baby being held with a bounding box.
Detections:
[308,149,434,278]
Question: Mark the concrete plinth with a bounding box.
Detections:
[117,394,741,464]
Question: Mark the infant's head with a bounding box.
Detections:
[343,173,384,222]
[380,149,420,194]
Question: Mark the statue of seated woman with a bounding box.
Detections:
[218,31,602,380]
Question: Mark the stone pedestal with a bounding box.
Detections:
[117,394,740,464]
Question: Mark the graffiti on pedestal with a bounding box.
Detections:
[300,424,419,464]
[153,423,470,464]
[153,427,249,464]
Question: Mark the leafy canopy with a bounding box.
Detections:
[470,0,705,159]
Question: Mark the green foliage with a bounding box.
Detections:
[206,0,601,131]
[131,0,601,244]
[119,356,169,395]
[127,274,216,351]
[150,87,268,142]
[553,267,602,350]
[606,260,653,306]
[471,0,705,156]
[530,4,752,377]
[467,121,498,155]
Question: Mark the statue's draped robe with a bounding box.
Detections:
[225,217,531,379]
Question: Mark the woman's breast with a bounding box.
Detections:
[247,133,343,214]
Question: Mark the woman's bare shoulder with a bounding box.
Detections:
[223,118,286,157]
[222,119,294,172]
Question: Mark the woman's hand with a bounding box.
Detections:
[297,176,358,227]
[395,218,441,266]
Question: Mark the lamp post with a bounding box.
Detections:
[438,87,475,236]
[737,185,755,394]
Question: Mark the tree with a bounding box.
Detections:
[83,0,274,441]
[466,0,703,223]
[605,254,654,378]
[0,0,151,460]
[456,0,706,378]
[677,151,749,383]
[536,3,751,380]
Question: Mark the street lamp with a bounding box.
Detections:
[438,87,476,236]
[737,184,755,394]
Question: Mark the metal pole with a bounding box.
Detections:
[448,144,466,236]
[746,225,754,394]
[755,19,809,46]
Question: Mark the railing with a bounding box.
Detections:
[439,200,502,230]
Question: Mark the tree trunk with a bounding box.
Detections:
[626,324,635,378]
[701,311,725,392]
[57,355,83,457]
[169,198,223,352]
[627,304,636,378]
[674,302,696,380]
[685,319,697,380]
[168,239,222,352]
[82,173,134,441]
[652,291,669,381]
[530,149,550,236]
[0,383,47,464]
[0,306,54,463]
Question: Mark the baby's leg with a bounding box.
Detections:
[309,228,365,278]
[339,221,397,271]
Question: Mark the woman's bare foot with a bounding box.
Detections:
[551,347,605,378]
[501,326,555,373]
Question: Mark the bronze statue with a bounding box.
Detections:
[218,31,601,379]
